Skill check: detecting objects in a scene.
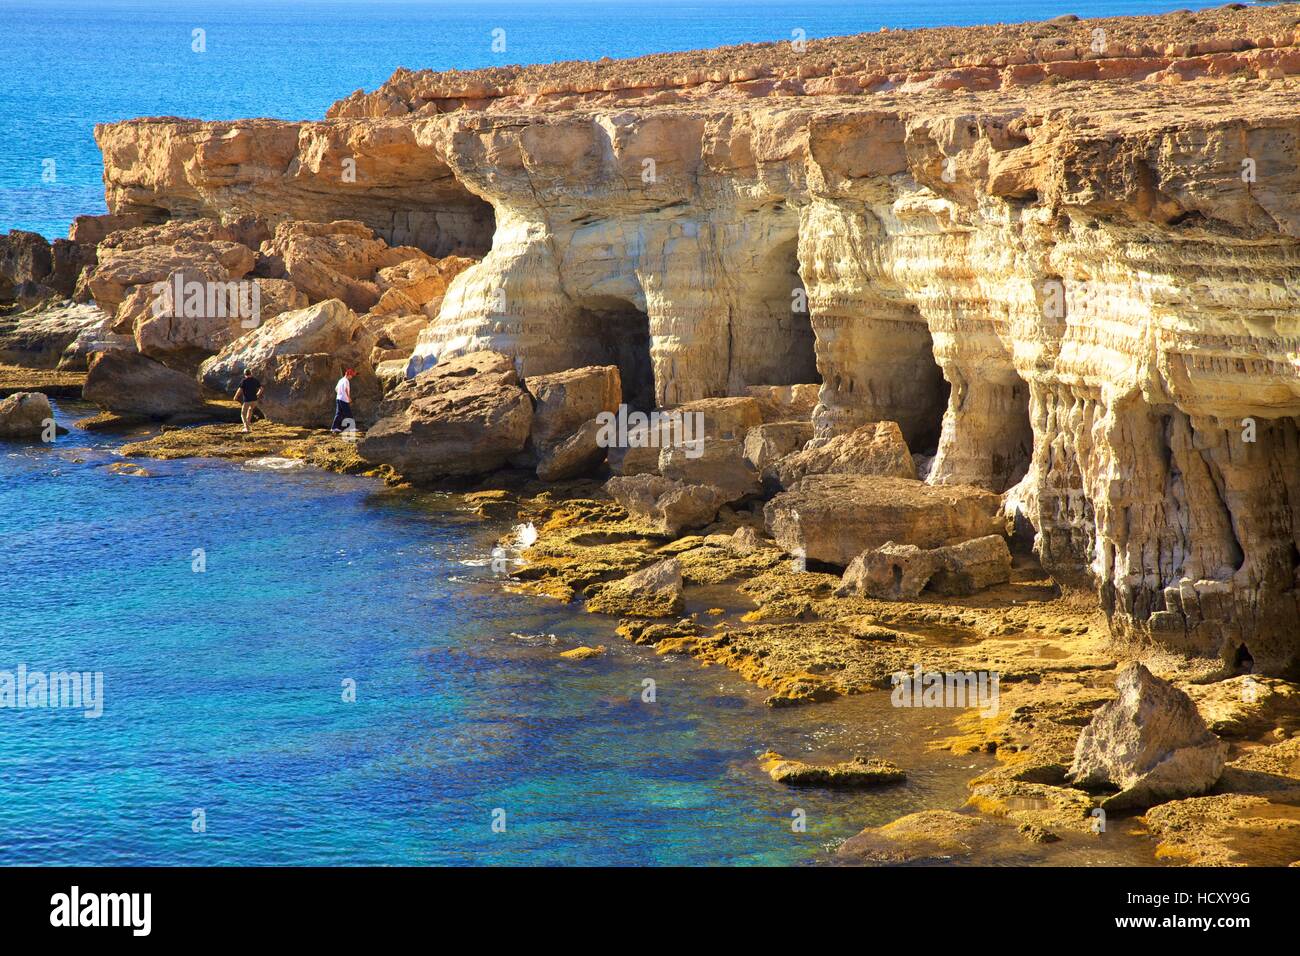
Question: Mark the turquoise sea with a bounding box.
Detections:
[0,0,1208,866]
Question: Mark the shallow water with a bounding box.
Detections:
[0,400,1018,865]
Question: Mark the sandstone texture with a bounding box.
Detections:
[767,420,917,487]
[0,302,108,368]
[605,474,725,536]
[356,350,532,479]
[83,349,208,419]
[837,534,1012,600]
[1068,663,1229,810]
[764,474,1004,566]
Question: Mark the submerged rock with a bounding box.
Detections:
[764,474,1004,567]
[585,557,684,618]
[760,751,905,788]
[559,645,607,660]
[1068,663,1229,810]
[836,534,1012,599]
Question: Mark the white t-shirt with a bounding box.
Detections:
[335,376,351,402]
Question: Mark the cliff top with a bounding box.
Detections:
[327,3,1300,117]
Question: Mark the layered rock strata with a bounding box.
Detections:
[64,4,1300,672]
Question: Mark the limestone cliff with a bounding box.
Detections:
[90,5,1300,673]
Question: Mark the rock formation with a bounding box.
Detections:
[0,391,53,438]
[28,2,1300,672]
[1068,662,1229,809]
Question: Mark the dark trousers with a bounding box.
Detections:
[332,399,353,431]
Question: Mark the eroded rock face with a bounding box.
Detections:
[1068,663,1229,810]
[0,391,53,438]
[764,474,1004,567]
[356,350,532,480]
[86,4,1300,670]
[836,534,1012,600]
[199,299,378,425]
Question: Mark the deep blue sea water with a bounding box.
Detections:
[0,402,993,865]
[2,0,1226,239]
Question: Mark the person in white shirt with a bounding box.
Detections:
[331,368,356,434]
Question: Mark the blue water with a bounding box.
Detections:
[1,0,1227,240]
[0,401,988,865]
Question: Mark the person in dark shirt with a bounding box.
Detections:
[233,368,262,433]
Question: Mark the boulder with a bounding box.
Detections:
[199,299,378,426]
[586,557,684,617]
[836,534,1012,599]
[525,365,622,449]
[764,474,1005,567]
[87,237,256,318]
[0,231,53,305]
[0,391,53,438]
[659,436,760,503]
[357,350,532,480]
[132,265,262,372]
[536,418,609,481]
[767,421,917,487]
[372,254,477,317]
[676,395,763,439]
[1067,663,1229,810]
[0,302,109,368]
[744,421,814,471]
[83,349,208,419]
[743,383,820,423]
[606,474,724,535]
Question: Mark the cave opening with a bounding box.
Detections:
[911,326,951,458]
[382,191,497,259]
[1233,643,1255,675]
[576,294,655,412]
[994,370,1035,493]
[733,238,820,390]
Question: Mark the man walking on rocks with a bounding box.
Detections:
[234,367,262,434]
[331,367,356,434]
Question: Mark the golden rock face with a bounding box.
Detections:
[86,5,1300,671]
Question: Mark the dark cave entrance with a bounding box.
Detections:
[577,294,655,411]
[762,239,820,387]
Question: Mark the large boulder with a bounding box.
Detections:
[836,534,1012,599]
[606,474,724,535]
[764,474,1005,567]
[743,384,820,423]
[371,254,477,317]
[357,350,532,480]
[655,395,765,502]
[0,302,109,368]
[83,349,208,419]
[59,311,136,371]
[1068,663,1229,810]
[767,421,917,487]
[0,391,53,438]
[525,364,621,480]
[87,235,257,318]
[744,421,814,471]
[199,299,378,426]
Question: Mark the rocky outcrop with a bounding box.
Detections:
[836,534,1012,600]
[0,303,108,368]
[356,350,532,479]
[1068,663,1229,810]
[83,349,208,419]
[0,231,92,307]
[586,557,685,617]
[84,3,1300,671]
[199,299,378,425]
[0,391,53,438]
[606,474,724,536]
[760,752,905,788]
[765,474,1004,566]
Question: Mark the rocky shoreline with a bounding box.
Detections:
[5,3,1300,865]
